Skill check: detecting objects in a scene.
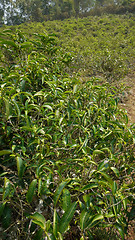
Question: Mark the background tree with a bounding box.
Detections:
[79,0,95,13]
[0,8,4,25]
[50,0,75,20]
[0,0,29,25]
[73,0,80,15]
[41,0,52,16]
[0,0,134,25]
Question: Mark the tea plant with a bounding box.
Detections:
[8,14,135,81]
[0,30,135,239]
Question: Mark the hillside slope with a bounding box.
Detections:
[0,14,135,240]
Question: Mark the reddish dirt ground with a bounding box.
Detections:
[119,72,135,124]
[120,73,135,240]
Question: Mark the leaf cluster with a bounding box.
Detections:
[0,30,135,239]
[4,14,135,81]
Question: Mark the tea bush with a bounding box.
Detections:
[10,14,135,80]
[0,29,135,240]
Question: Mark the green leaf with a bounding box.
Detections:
[104,212,114,218]
[0,150,12,156]
[16,156,25,179]
[83,194,90,205]
[57,232,63,240]
[62,189,71,212]
[112,196,117,216]
[2,178,11,200]
[92,214,104,223]
[79,201,85,211]
[3,98,11,119]
[86,214,104,229]
[81,183,98,191]
[80,210,91,230]
[78,135,88,152]
[98,171,113,184]
[53,208,59,237]
[21,126,33,131]
[46,234,55,240]
[20,42,33,48]
[12,99,21,118]
[98,180,111,188]
[73,85,78,94]
[112,181,117,195]
[97,160,109,171]
[38,178,42,196]
[54,181,68,207]
[59,202,77,234]
[2,29,12,33]
[42,104,53,111]
[37,163,53,177]
[59,117,64,126]
[0,202,6,217]
[101,147,112,155]
[0,172,8,177]
[93,150,104,156]
[1,205,12,228]
[111,167,119,177]
[26,179,37,203]
[0,39,18,48]
[123,198,127,210]
[34,91,45,97]
[115,224,124,240]
[46,220,51,232]
[30,212,46,230]
[80,237,85,240]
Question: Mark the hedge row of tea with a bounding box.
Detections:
[11,14,135,81]
[0,19,135,240]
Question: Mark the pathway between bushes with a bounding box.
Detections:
[120,72,135,124]
[121,73,135,240]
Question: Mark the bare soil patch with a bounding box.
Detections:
[119,72,135,124]
[120,72,135,240]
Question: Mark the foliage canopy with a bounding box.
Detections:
[0,22,135,239]
[0,0,135,25]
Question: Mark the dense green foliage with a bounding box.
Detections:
[11,14,135,81]
[0,0,135,25]
[0,22,135,239]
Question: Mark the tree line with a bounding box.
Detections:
[0,0,134,26]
